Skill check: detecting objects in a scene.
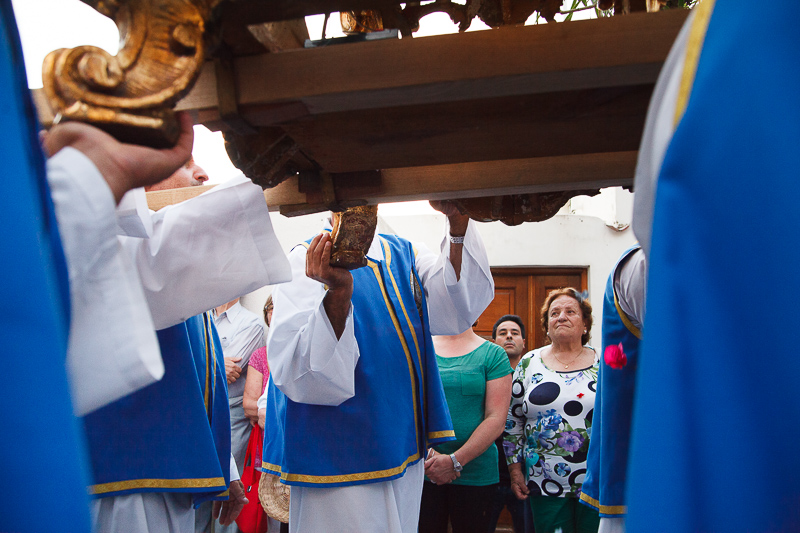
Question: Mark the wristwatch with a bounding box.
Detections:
[449,453,463,472]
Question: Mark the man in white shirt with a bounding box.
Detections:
[206,297,266,533]
[262,203,494,532]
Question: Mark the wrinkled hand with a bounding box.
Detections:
[225,356,242,384]
[305,232,353,292]
[258,408,266,429]
[424,452,460,485]
[429,200,468,236]
[42,112,194,204]
[212,480,248,526]
[509,467,530,500]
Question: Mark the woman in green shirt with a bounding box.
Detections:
[418,326,513,533]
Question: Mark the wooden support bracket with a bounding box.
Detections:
[214,48,258,135]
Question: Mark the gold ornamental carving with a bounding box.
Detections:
[454,190,601,226]
[42,0,220,147]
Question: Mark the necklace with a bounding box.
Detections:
[552,348,584,369]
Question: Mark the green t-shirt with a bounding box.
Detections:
[433,341,513,486]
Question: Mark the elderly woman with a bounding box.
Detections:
[505,288,600,533]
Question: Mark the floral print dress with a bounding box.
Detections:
[504,346,599,498]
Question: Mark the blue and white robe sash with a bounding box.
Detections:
[263,233,454,487]
[580,245,642,516]
[83,313,232,505]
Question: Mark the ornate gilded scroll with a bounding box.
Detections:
[42,0,219,147]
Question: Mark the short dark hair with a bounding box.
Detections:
[492,315,526,340]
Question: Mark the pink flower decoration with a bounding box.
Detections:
[604,343,627,369]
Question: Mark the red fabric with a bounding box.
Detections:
[235,426,268,533]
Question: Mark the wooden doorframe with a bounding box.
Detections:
[482,267,589,353]
[492,266,588,324]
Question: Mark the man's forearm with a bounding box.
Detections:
[323,286,353,340]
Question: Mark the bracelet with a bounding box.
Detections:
[449,234,465,244]
[449,453,463,472]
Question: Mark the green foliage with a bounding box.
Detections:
[530,0,699,25]
[663,0,701,8]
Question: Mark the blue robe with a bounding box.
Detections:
[0,1,93,530]
[263,234,455,487]
[84,313,232,506]
[627,0,800,530]
[581,246,641,517]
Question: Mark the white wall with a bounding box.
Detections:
[240,188,638,349]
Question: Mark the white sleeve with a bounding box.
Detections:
[229,453,240,482]
[257,384,269,411]
[120,175,292,329]
[47,148,164,416]
[615,249,647,331]
[632,12,693,258]
[416,218,495,336]
[266,243,360,406]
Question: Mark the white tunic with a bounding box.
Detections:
[47,148,163,416]
[48,149,292,416]
[631,10,693,258]
[266,219,494,532]
[49,149,292,533]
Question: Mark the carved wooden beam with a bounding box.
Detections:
[145,151,637,215]
[37,4,685,225]
[453,190,602,226]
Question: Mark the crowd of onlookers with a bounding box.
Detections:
[242,276,636,533]
[7,0,799,531]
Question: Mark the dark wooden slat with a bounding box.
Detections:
[268,150,639,208]
[229,9,688,111]
[176,10,688,120]
[145,151,637,211]
[279,86,653,172]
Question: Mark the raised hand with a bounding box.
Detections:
[306,232,354,340]
[429,200,469,236]
[305,232,353,292]
[42,112,195,203]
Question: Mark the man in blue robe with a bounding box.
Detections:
[580,246,645,533]
[626,1,800,531]
[0,1,201,530]
[263,205,494,532]
[0,1,91,529]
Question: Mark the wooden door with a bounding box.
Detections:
[475,268,587,353]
